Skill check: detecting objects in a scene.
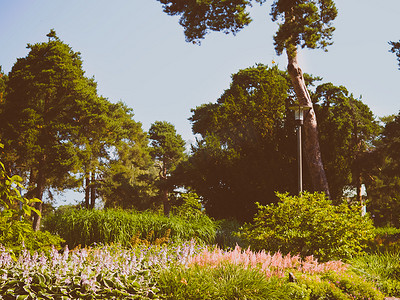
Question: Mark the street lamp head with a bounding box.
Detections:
[289,103,312,124]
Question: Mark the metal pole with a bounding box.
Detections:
[297,124,303,194]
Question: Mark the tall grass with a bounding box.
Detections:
[43,208,217,248]
[350,251,400,297]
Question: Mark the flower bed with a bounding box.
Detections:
[0,242,386,299]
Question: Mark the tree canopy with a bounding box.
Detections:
[389,40,400,69]
[175,65,297,221]
[0,30,152,229]
[149,121,186,214]
[156,0,338,196]
[313,83,380,201]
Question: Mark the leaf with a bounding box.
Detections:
[30,207,42,218]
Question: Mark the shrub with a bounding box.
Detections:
[296,272,385,300]
[0,143,64,253]
[43,207,217,248]
[214,218,244,249]
[239,192,375,261]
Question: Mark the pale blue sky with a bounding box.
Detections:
[1,1,400,204]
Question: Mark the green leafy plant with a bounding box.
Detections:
[43,207,217,248]
[368,226,400,253]
[158,263,286,300]
[0,143,64,253]
[295,272,385,300]
[214,218,244,249]
[350,251,400,297]
[239,192,375,261]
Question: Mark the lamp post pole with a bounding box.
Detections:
[296,122,303,194]
[289,103,312,195]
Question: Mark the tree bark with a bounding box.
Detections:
[32,165,45,231]
[160,161,170,216]
[287,51,330,197]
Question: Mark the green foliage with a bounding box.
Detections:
[313,83,380,200]
[149,120,186,174]
[214,218,244,249]
[177,64,296,221]
[389,40,400,69]
[295,271,385,300]
[149,121,186,214]
[0,240,389,299]
[156,0,252,44]
[96,102,155,211]
[368,226,400,253]
[0,30,106,229]
[43,207,217,248]
[156,0,337,57]
[350,252,400,297]
[0,244,169,299]
[157,263,285,300]
[239,192,375,261]
[0,143,64,253]
[0,220,64,254]
[268,0,337,56]
[366,113,400,227]
[171,192,203,219]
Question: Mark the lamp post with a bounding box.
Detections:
[289,103,312,194]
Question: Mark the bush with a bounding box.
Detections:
[239,192,375,261]
[43,207,217,248]
[0,143,64,253]
[295,272,385,300]
[0,219,64,254]
[214,218,244,249]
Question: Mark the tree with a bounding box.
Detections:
[313,83,380,202]
[0,66,7,107]
[156,0,337,196]
[149,121,186,215]
[389,40,400,69]
[175,65,298,221]
[97,103,157,210]
[365,114,400,226]
[0,30,99,230]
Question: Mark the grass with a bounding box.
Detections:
[350,251,400,297]
[43,207,217,248]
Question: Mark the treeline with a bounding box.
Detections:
[1,30,400,229]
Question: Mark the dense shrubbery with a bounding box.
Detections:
[43,207,217,248]
[239,192,375,261]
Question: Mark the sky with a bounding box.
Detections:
[1,0,400,204]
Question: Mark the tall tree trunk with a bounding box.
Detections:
[162,187,170,216]
[287,50,330,197]
[32,165,45,231]
[160,161,170,215]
